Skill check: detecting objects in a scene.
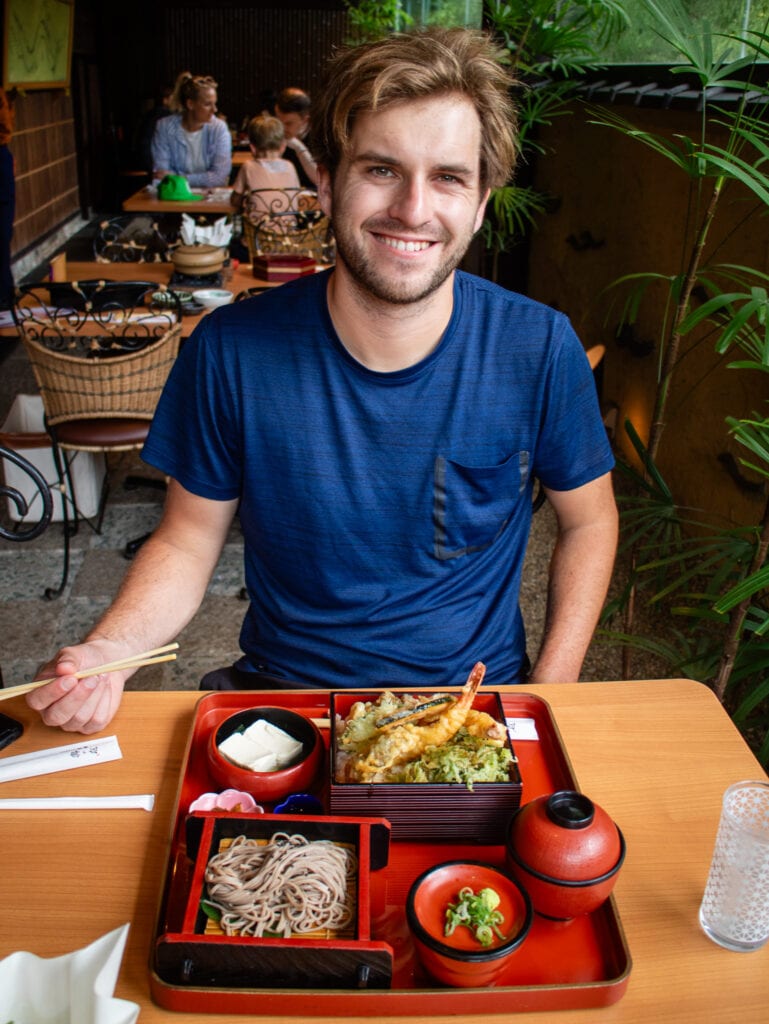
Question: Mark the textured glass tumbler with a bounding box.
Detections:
[699,780,769,952]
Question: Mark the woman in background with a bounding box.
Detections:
[151,72,231,187]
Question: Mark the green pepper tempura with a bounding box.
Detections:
[444,886,507,947]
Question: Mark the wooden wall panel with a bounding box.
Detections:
[10,89,80,258]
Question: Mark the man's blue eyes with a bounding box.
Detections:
[365,167,463,184]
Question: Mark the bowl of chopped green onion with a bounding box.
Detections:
[406,860,532,987]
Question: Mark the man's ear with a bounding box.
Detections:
[317,165,333,218]
[473,187,491,234]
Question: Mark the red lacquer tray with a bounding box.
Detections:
[149,690,632,1015]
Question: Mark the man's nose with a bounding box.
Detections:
[388,177,430,226]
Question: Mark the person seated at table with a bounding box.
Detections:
[229,115,301,214]
[275,86,318,187]
[27,27,617,735]
[151,71,232,188]
[133,84,174,175]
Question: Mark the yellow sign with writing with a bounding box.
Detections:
[4,0,74,90]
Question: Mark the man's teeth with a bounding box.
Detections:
[381,236,431,252]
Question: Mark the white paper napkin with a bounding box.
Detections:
[0,923,139,1024]
[180,212,232,246]
[0,794,154,810]
[0,735,122,784]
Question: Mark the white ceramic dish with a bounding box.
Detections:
[193,288,234,309]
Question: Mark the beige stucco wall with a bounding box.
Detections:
[524,101,769,528]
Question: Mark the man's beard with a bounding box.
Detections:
[330,215,475,306]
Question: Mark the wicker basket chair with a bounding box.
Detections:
[12,280,182,597]
[241,187,334,264]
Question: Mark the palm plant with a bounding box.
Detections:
[481,0,630,280]
[342,0,412,43]
[589,0,769,762]
[590,0,769,460]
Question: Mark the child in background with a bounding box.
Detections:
[230,115,301,212]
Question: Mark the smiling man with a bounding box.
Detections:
[28,29,617,734]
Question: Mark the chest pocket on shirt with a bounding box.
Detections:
[433,451,529,561]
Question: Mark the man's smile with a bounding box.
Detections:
[376,234,434,253]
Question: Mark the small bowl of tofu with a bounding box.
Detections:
[206,706,324,803]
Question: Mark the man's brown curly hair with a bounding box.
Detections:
[309,27,518,191]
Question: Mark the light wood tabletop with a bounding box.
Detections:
[0,679,765,1023]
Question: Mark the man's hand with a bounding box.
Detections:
[27,641,131,734]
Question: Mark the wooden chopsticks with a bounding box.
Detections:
[0,642,179,701]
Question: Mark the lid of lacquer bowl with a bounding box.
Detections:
[507,790,621,882]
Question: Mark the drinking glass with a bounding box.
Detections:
[699,780,769,952]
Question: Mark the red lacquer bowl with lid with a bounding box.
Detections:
[505,790,626,920]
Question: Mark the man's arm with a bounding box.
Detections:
[26,480,238,733]
[284,136,318,185]
[527,472,618,684]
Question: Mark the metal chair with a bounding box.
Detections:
[0,444,53,542]
[93,214,180,263]
[241,188,334,264]
[0,445,54,682]
[11,280,182,597]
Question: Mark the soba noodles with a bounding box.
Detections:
[204,832,357,937]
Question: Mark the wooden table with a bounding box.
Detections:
[122,186,235,215]
[64,259,278,299]
[0,261,327,342]
[0,679,766,1022]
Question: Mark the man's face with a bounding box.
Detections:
[276,109,309,140]
[317,94,489,307]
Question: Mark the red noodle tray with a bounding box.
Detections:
[149,689,632,1016]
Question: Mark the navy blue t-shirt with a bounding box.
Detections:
[142,270,614,688]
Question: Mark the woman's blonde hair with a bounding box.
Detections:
[170,71,218,113]
[310,27,518,190]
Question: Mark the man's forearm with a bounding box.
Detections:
[83,530,214,657]
[286,137,318,184]
[528,475,618,684]
[83,482,237,658]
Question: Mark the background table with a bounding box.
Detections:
[0,260,298,341]
[122,186,235,215]
[64,258,281,298]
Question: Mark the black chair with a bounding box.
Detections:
[93,214,180,263]
[0,444,54,542]
[11,280,182,597]
[0,445,54,685]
